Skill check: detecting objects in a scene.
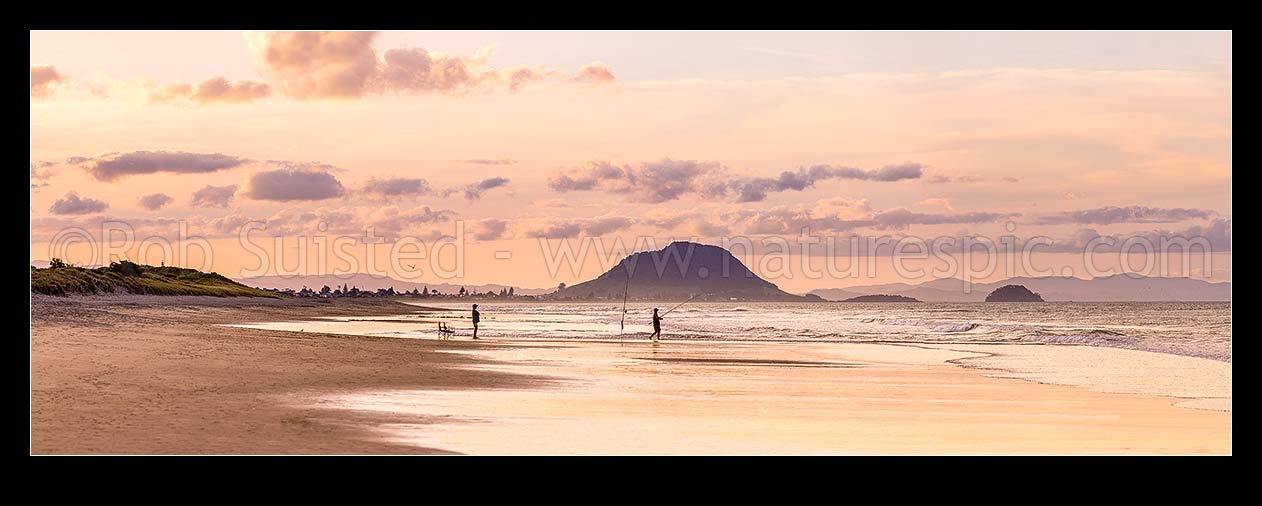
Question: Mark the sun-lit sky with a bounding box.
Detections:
[30,31,1231,291]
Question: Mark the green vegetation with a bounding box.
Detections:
[31,259,283,298]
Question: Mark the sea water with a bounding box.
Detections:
[396,301,1231,362]
[230,300,1232,414]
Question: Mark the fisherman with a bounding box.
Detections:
[472,304,481,340]
[649,308,662,342]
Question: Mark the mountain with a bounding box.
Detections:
[237,273,551,296]
[811,274,1231,302]
[839,294,921,303]
[828,282,923,295]
[551,241,823,302]
[984,285,1044,302]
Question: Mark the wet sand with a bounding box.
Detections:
[30,296,550,454]
[31,296,1231,454]
[315,341,1230,454]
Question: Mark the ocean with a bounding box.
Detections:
[228,300,1232,414]
[402,301,1232,362]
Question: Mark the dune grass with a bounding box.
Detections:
[31,260,283,298]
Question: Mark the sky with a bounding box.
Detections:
[30,31,1232,292]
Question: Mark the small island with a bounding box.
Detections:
[838,294,922,303]
[984,284,1044,302]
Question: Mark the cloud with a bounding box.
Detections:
[926,173,997,184]
[917,198,955,211]
[360,177,433,198]
[209,207,355,236]
[1055,219,1231,253]
[506,67,547,92]
[246,31,381,99]
[30,162,57,180]
[190,185,239,208]
[380,46,480,94]
[204,205,454,237]
[549,159,923,203]
[246,31,613,99]
[242,168,346,201]
[30,215,189,242]
[726,207,872,235]
[205,213,256,236]
[524,217,636,239]
[572,62,616,85]
[463,159,517,165]
[868,208,1019,230]
[137,193,174,211]
[31,65,64,97]
[548,159,727,203]
[150,76,271,104]
[715,201,1017,235]
[263,160,345,173]
[731,163,924,202]
[69,150,251,182]
[447,177,510,200]
[49,192,108,215]
[693,222,731,236]
[472,219,509,240]
[1031,206,1216,225]
[584,217,634,236]
[1174,218,1232,251]
[363,206,454,234]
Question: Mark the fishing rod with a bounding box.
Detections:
[660,292,705,317]
[619,258,629,345]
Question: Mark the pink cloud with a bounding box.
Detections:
[30,65,64,97]
[248,31,380,99]
[242,168,346,202]
[151,76,271,104]
[70,150,251,182]
[506,67,546,92]
[572,62,616,86]
[49,192,108,215]
[247,31,614,99]
[190,185,239,208]
[550,159,923,203]
[137,193,174,211]
[472,219,509,240]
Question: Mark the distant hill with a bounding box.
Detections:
[985,285,1044,302]
[811,274,1230,302]
[31,260,282,297]
[239,273,551,296]
[551,241,823,302]
[838,294,921,303]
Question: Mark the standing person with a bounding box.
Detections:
[649,308,662,342]
[471,304,481,340]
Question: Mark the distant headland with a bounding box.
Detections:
[838,294,921,303]
[31,259,281,298]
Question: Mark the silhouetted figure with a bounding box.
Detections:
[472,304,481,339]
[650,308,662,342]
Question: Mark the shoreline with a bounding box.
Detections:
[31,296,1231,454]
[31,295,545,454]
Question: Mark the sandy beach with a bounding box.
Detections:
[30,297,1231,455]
